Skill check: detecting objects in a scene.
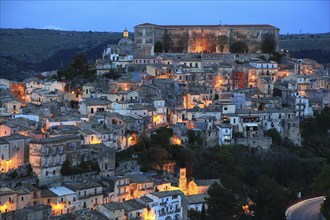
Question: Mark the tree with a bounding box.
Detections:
[60,160,72,176]
[252,175,288,220]
[70,52,89,75]
[217,35,229,53]
[103,69,120,80]
[201,203,206,220]
[261,34,276,54]
[230,41,249,53]
[154,41,163,53]
[321,191,330,219]
[207,183,242,220]
[264,128,282,146]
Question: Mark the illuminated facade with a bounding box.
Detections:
[29,135,82,185]
[0,134,31,173]
[134,23,279,56]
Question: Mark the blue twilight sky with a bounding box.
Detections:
[0,0,329,34]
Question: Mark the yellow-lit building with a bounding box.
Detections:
[178,168,221,195]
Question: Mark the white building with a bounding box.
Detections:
[48,186,78,216]
[145,190,184,220]
[65,182,103,210]
[216,124,232,146]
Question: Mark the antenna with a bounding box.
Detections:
[219,19,222,25]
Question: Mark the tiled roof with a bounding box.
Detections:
[0,134,30,141]
[120,199,146,212]
[102,202,124,211]
[138,196,153,204]
[65,182,102,191]
[75,210,108,220]
[151,190,183,198]
[185,194,209,204]
[126,174,153,183]
[30,135,81,144]
[41,189,57,198]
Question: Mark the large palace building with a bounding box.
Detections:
[134,23,279,56]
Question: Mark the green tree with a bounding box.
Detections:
[207,183,242,220]
[104,69,120,79]
[188,129,203,145]
[230,41,249,53]
[252,175,288,220]
[217,35,229,53]
[261,34,276,54]
[188,209,202,220]
[321,191,330,219]
[60,160,72,176]
[70,52,89,75]
[154,41,163,53]
[264,128,282,146]
[201,203,206,220]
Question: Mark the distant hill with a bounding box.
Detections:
[0,28,125,80]
[279,33,330,65]
[279,33,330,52]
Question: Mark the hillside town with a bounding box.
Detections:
[0,24,330,220]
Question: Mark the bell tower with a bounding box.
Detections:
[123,28,129,38]
[178,168,187,194]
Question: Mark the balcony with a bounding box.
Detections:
[175,208,181,213]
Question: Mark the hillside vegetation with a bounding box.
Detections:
[279,33,330,52]
[0,28,124,80]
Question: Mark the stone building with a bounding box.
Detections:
[134,23,279,56]
[29,135,82,185]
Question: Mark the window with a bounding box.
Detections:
[21,196,24,201]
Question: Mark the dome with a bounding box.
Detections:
[118,37,133,46]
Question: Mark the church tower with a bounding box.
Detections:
[178,168,188,194]
[123,28,129,38]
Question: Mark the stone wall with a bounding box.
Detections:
[134,24,279,56]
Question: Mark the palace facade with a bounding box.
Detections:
[134,23,279,56]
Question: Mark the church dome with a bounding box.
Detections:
[118,37,133,46]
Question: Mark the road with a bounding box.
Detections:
[286,196,325,220]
